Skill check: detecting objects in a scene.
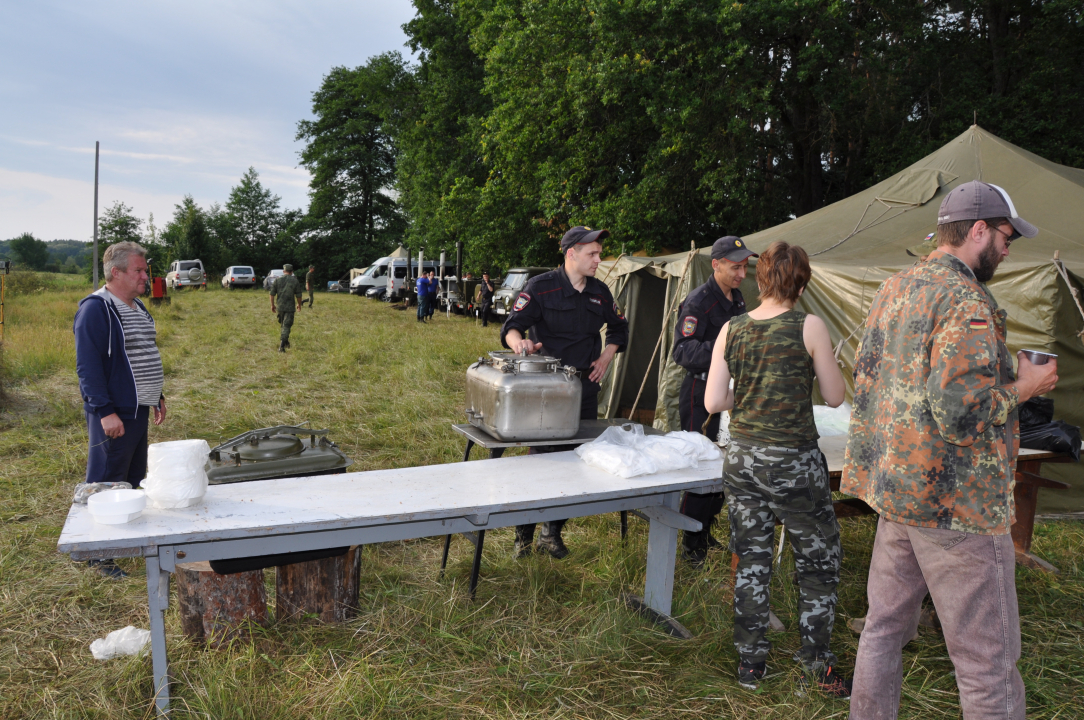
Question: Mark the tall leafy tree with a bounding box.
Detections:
[221,167,291,270]
[161,196,228,273]
[9,233,49,270]
[297,53,413,279]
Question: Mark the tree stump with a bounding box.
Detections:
[175,561,268,648]
[275,546,361,622]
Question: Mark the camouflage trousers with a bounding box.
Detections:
[724,439,842,668]
[277,310,295,343]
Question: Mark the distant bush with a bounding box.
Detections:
[4,270,63,296]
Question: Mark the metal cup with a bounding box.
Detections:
[1020,349,1057,365]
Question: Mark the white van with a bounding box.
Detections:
[349,257,392,296]
[385,258,456,300]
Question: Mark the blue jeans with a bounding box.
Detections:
[85,406,149,486]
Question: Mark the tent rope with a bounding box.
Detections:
[809,200,921,257]
[600,253,627,285]
[1051,251,1084,343]
[627,248,698,421]
[833,320,866,366]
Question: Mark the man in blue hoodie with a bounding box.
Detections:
[74,241,167,578]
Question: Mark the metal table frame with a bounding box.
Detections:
[443,421,661,597]
[58,452,720,716]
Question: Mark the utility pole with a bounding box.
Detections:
[93,141,100,289]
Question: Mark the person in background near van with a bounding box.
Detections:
[303,265,315,308]
[671,236,757,566]
[478,271,495,327]
[416,272,430,322]
[704,241,850,697]
[843,181,1057,719]
[427,269,438,319]
[501,226,629,559]
[271,264,303,351]
[74,241,167,579]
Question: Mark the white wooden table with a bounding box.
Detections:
[58,451,722,716]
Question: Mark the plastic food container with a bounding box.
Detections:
[87,489,147,525]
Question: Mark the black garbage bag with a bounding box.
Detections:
[1019,420,1081,462]
[1019,397,1054,427]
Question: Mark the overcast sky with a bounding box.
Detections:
[0,0,418,241]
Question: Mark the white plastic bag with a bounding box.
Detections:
[813,402,852,437]
[141,439,210,509]
[90,626,151,660]
[575,442,658,478]
[664,431,722,461]
[594,423,645,446]
[638,435,699,472]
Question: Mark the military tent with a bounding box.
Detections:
[599,126,1084,513]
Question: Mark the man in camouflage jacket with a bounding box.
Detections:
[842,181,1058,719]
[270,264,304,352]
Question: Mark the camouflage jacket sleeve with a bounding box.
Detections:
[927,297,1019,446]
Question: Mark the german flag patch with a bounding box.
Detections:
[969,318,988,330]
[682,316,698,337]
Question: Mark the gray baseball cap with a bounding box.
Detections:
[936,181,1038,239]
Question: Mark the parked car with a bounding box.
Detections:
[165,260,207,290]
[263,269,285,291]
[491,267,552,317]
[365,286,387,301]
[221,265,257,290]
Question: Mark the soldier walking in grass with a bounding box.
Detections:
[270,264,303,352]
[303,265,315,308]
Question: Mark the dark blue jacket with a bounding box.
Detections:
[73,288,155,420]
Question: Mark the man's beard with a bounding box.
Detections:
[973,237,1003,282]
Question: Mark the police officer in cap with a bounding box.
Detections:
[672,235,758,565]
[501,226,629,559]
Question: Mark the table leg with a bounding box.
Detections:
[462,440,475,462]
[146,555,170,715]
[620,510,628,542]
[1011,460,1070,573]
[621,492,693,638]
[489,448,505,459]
[440,535,452,576]
[469,530,485,600]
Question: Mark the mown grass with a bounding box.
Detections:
[0,282,1082,718]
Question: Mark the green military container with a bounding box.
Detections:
[207,424,353,485]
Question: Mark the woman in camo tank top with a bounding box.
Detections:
[703,241,851,697]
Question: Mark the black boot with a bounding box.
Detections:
[537,521,569,559]
[513,524,535,559]
[681,530,709,567]
[278,341,286,352]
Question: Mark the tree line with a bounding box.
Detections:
[302,0,1083,275]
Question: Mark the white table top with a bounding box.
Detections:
[58,450,723,553]
[816,434,1060,475]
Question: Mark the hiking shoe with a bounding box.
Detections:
[536,529,569,559]
[737,660,767,691]
[278,342,286,352]
[88,559,128,579]
[800,665,852,699]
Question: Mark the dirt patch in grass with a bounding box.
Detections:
[1,287,1082,718]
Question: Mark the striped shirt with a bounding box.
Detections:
[103,289,164,408]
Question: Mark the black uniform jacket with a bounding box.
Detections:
[500,266,629,395]
[671,277,746,374]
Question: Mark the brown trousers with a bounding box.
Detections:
[850,518,1024,720]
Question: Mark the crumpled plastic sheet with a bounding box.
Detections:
[813,402,852,437]
[90,626,151,660]
[72,482,133,505]
[576,424,722,477]
[141,439,210,509]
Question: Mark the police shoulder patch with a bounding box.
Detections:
[613,302,625,319]
[682,316,698,337]
[513,293,531,312]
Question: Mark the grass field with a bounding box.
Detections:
[1,276,1082,719]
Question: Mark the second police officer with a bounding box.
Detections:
[501,226,629,559]
[671,236,757,565]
